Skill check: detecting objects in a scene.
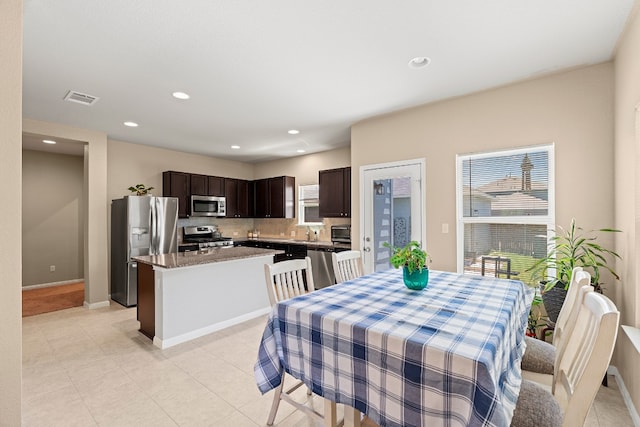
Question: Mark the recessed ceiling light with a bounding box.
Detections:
[408,56,431,69]
[172,92,190,100]
[288,129,299,135]
[124,121,139,127]
[296,149,306,153]
[42,139,56,144]
[231,145,240,150]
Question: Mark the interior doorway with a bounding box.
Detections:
[360,159,426,274]
[21,132,86,312]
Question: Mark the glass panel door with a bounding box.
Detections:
[361,160,425,274]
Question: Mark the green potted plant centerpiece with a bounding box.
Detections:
[526,218,621,322]
[128,184,154,196]
[385,240,431,290]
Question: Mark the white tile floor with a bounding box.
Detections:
[22,304,635,426]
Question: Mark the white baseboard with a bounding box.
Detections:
[153,307,271,349]
[608,365,640,427]
[22,279,84,291]
[83,300,111,310]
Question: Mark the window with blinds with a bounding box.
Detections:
[456,144,554,286]
[298,184,323,225]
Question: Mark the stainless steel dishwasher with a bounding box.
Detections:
[307,247,337,289]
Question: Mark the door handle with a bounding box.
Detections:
[363,247,371,252]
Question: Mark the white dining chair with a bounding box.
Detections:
[264,257,316,307]
[521,267,591,388]
[511,291,620,427]
[263,257,322,425]
[332,250,363,283]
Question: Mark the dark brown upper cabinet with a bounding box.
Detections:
[253,176,295,218]
[162,171,191,218]
[190,174,225,197]
[319,167,351,218]
[190,174,208,196]
[207,176,225,197]
[224,178,251,218]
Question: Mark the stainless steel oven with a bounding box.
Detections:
[331,224,351,244]
[190,195,226,217]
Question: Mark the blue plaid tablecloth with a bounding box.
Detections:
[254,269,534,427]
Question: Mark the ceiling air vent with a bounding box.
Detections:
[63,90,100,106]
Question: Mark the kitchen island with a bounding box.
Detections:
[133,246,282,349]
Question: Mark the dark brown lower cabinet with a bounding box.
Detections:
[137,262,155,340]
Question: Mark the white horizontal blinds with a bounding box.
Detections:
[457,145,554,285]
[299,184,321,224]
[299,184,319,203]
[461,149,549,218]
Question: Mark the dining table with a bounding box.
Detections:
[254,268,534,427]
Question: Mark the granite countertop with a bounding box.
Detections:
[237,237,351,250]
[133,246,284,269]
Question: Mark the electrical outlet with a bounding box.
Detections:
[279,232,285,236]
[49,265,56,272]
[441,223,449,234]
[291,231,296,237]
[233,231,238,236]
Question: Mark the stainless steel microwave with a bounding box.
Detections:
[190,195,226,217]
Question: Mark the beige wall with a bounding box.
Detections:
[0,0,22,423]
[107,139,254,202]
[22,150,84,287]
[352,63,615,274]
[254,146,350,184]
[614,2,640,415]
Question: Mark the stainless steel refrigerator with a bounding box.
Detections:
[110,196,178,307]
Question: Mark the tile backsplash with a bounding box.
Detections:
[177,216,351,243]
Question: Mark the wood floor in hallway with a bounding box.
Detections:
[22,282,84,317]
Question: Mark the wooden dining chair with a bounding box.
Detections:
[511,291,620,427]
[263,257,322,425]
[332,250,363,283]
[521,267,591,387]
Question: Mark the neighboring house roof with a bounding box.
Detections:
[491,192,548,211]
[478,176,546,194]
[392,177,411,197]
[462,185,493,200]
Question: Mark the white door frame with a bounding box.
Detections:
[359,158,426,273]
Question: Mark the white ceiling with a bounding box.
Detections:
[22,0,635,163]
[23,132,86,156]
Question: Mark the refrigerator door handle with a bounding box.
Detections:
[150,198,157,255]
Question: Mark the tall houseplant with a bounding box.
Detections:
[526,218,621,322]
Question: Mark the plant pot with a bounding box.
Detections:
[403,266,429,290]
[541,281,567,324]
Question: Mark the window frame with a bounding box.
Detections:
[297,184,323,226]
[455,144,556,276]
